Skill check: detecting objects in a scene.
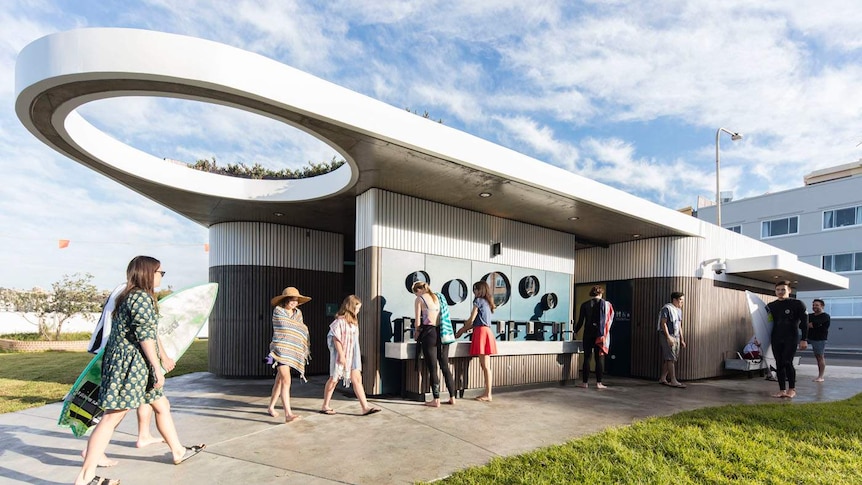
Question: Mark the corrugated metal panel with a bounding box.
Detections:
[209,222,343,272]
[576,237,701,281]
[208,265,343,377]
[357,189,575,274]
[576,223,802,284]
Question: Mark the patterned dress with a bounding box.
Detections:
[100,289,163,410]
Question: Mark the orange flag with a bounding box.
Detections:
[58,239,70,249]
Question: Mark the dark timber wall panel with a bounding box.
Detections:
[209,265,343,377]
[404,354,578,395]
[620,277,774,381]
[355,247,383,395]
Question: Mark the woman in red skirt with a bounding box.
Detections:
[454,281,497,401]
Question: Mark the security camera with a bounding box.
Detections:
[713,262,727,275]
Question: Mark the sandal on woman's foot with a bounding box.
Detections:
[87,477,120,485]
[173,444,206,465]
[361,407,381,416]
[318,408,336,415]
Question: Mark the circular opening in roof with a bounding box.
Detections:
[77,97,344,179]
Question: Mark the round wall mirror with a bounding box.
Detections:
[442,279,468,305]
[404,271,430,293]
[541,293,558,310]
[481,272,511,307]
[518,275,540,298]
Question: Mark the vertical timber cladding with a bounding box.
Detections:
[357,188,577,395]
[631,278,766,380]
[208,222,343,378]
[354,246,383,394]
[577,236,776,381]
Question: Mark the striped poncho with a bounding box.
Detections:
[269,306,310,381]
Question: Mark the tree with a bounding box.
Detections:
[13,273,102,340]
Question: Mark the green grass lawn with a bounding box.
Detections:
[432,393,862,484]
[0,339,208,414]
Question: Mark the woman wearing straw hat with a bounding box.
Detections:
[267,287,311,423]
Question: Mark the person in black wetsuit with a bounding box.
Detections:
[807,298,830,382]
[765,280,808,399]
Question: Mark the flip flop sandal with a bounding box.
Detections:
[174,444,206,465]
[88,477,120,485]
[318,409,337,415]
[361,407,381,416]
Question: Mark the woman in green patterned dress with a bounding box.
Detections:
[75,256,205,485]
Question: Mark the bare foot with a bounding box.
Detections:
[578,383,588,388]
[475,396,492,402]
[785,389,797,399]
[596,383,608,389]
[813,377,825,382]
[136,436,165,448]
[424,399,440,407]
[268,406,279,417]
[446,398,456,405]
[81,450,118,467]
[772,391,787,398]
[284,414,301,423]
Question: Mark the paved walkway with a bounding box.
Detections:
[2,364,860,485]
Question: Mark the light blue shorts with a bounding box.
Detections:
[808,339,826,356]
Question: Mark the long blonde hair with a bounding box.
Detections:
[336,294,361,325]
[411,281,439,305]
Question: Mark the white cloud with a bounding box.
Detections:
[3,1,862,290]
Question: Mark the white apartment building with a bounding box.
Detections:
[698,161,862,346]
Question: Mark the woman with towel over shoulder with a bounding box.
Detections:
[267,287,311,423]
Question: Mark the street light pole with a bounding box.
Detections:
[715,127,743,227]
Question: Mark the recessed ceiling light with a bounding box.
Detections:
[568,216,580,221]
[274,212,284,217]
[632,234,641,238]
[479,192,492,198]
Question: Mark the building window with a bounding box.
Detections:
[761,216,798,238]
[822,252,862,272]
[823,205,862,229]
[725,225,741,233]
[823,297,862,318]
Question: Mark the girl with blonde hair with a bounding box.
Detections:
[320,295,381,415]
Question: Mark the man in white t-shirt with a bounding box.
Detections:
[657,291,687,388]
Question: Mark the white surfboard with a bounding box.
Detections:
[745,291,774,372]
[59,282,218,437]
[156,282,218,373]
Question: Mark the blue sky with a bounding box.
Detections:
[2,1,862,291]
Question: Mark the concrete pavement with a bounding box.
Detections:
[2,363,860,485]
